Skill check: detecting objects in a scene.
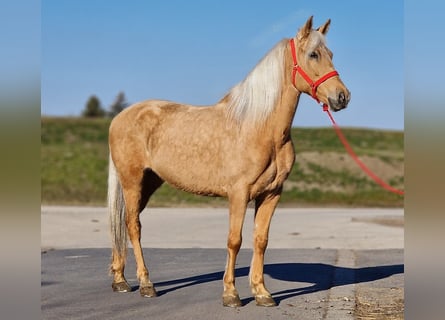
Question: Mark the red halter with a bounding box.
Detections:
[289,38,339,104]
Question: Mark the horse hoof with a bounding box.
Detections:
[255,295,277,307]
[222,295,242,307]
[140,285,157,298]
[112,281,131,293]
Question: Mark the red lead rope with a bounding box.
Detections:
[322,105,404,196]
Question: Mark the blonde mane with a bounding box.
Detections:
[225,39,287,126]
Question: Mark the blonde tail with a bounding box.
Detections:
[108,154,127,261]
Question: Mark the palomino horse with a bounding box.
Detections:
[108,16,350,307]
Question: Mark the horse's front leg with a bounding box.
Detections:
[222,193,248,307]
[250,192,281,307]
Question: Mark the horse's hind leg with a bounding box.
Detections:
[110,249,130,292]
[122,168,164,297]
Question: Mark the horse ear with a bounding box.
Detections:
[297,16,313,40]
[317,19,331,35]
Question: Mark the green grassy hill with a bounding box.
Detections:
[41,117,404,207]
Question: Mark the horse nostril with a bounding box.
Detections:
[338,91,345,104]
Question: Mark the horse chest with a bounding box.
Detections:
[252,142,295,197]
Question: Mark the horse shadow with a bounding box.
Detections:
[149,262,403,305]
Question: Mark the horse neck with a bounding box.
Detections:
[262,46,301,140]
[220,39,302,138]
[263,85,300,141]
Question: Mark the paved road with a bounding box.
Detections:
[41,206,404,319]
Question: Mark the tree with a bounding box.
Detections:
[108,91,129,117]
[82,95,106,117]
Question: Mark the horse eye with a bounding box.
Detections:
[309,52,318,59]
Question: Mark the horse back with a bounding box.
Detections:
[109,99,294,199]
[109,100,236,195]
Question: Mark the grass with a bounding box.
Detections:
[41,117,110,205]
[289,127,404,156]
[41,117,404,207]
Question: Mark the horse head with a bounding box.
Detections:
[290,16,351,111]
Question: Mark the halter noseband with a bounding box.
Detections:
[289,38,339,104]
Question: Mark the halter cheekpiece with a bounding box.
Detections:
[289,38,339,104]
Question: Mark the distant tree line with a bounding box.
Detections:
[82,91,130,118]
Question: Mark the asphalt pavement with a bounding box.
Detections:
[41,206,404,319]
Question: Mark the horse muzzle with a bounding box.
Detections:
[328,90,350,112]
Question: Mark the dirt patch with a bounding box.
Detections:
[297,151,404,183]
[285,151,404,193]
[283,180,354,193]
[351,216,404,228]
[355,287,404,320]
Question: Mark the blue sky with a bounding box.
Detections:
[41,0,403,130]
[0,0,39,105]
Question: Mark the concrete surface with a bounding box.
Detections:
[41,206,404,320]
[41,206,404,250]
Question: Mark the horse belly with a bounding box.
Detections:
[148,117,230,197]
[154,159,228,197]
